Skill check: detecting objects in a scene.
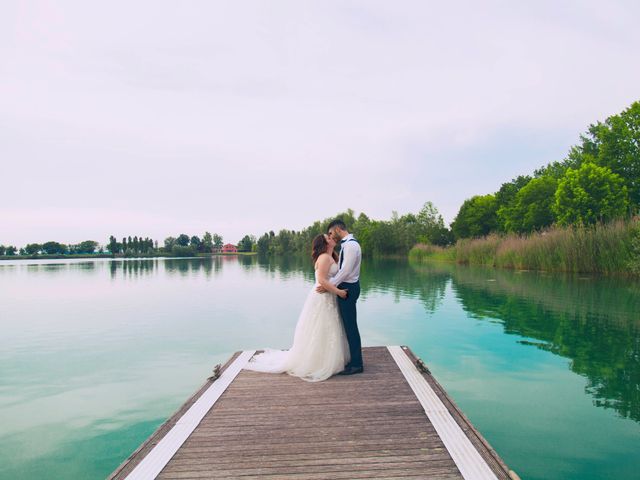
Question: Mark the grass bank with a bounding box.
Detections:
[409,218,640,275]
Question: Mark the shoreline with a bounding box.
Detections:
[408,251,640,277]
[0,252,258,261]
[408,219,640,277]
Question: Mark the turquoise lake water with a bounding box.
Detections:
[0,256,638,479]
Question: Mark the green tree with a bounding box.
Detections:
[77,240,98,254]
[238,235,255,252]
[202,232,213,252]
[335,209,357,230]
[417,201,452,245]
[25,243,42,255]
[108,235,120,255]
[354,212,371,230]
[362,221,396,256]
[212,234,223,250]
[5,246,17,256]
[534,147,584,181]
[190,235,202,251]
[177,234,190,247]
[272,230,294,255]
[451,194,499,239]
[495,175,532,232]
[41,241,67,255]
[164,237,177,250]
[256,233,271,256]
[388,212,416,254]
[0,245,5,256]
[583,101,640,207]
[554,162,629,226]
[502,176,558,233]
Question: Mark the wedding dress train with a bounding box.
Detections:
[244,262,350,382]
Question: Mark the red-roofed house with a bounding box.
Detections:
[222,244,238,253]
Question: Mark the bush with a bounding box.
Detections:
[171,245,195,257]
[554,162,629,226]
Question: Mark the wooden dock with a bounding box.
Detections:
[109,346,518,480]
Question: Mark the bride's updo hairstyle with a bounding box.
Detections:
[311,234,339,265]
[311,234,328,265]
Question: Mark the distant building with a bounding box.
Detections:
[211,246,223,254]
[222,244,238,253]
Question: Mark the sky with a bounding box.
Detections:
[1,1,639,247]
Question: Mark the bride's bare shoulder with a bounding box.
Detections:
[314,253,332,269]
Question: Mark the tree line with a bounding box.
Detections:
[0,240,101,256]
[254,201,452,258]
[1,209,450,259]
[450,100,640,239]
[0,232,232,258]
[160,232,227,256]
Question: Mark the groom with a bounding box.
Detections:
[317,219,363,375]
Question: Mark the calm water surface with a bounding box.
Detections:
[0,256,639,479]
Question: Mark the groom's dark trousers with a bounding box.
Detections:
[337,280,362,368]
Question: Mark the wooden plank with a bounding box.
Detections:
[388,346,498,480]
[168,450,452,465]
[110,346,516,480]
[123,350,255,480]
[158,460,458,477]
[400,347,516,480]
[108,351,243,480]
[156,346,461,479]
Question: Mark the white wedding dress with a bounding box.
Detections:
[244,261,350,382]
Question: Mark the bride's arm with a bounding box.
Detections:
[316,255,347,298]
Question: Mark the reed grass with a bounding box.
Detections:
[409,218,640,275]
[408,243,456,263]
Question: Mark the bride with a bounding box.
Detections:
[244,233,351,382]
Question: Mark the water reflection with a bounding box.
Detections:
[130,254,451,314]
[5,255,637,424]
[361,258,449,313]
[255,254,450,312]
[2,255,639,480]
[109,257,226,279]
[257,253,311,280]
[109,259,158,279]
[412,262,640,423]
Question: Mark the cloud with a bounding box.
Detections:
[1,1,639,246]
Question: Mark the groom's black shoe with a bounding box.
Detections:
[338,365,364,375]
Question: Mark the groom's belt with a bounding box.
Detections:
[338,280,360,286]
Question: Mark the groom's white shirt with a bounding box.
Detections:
[330,234,361,285]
